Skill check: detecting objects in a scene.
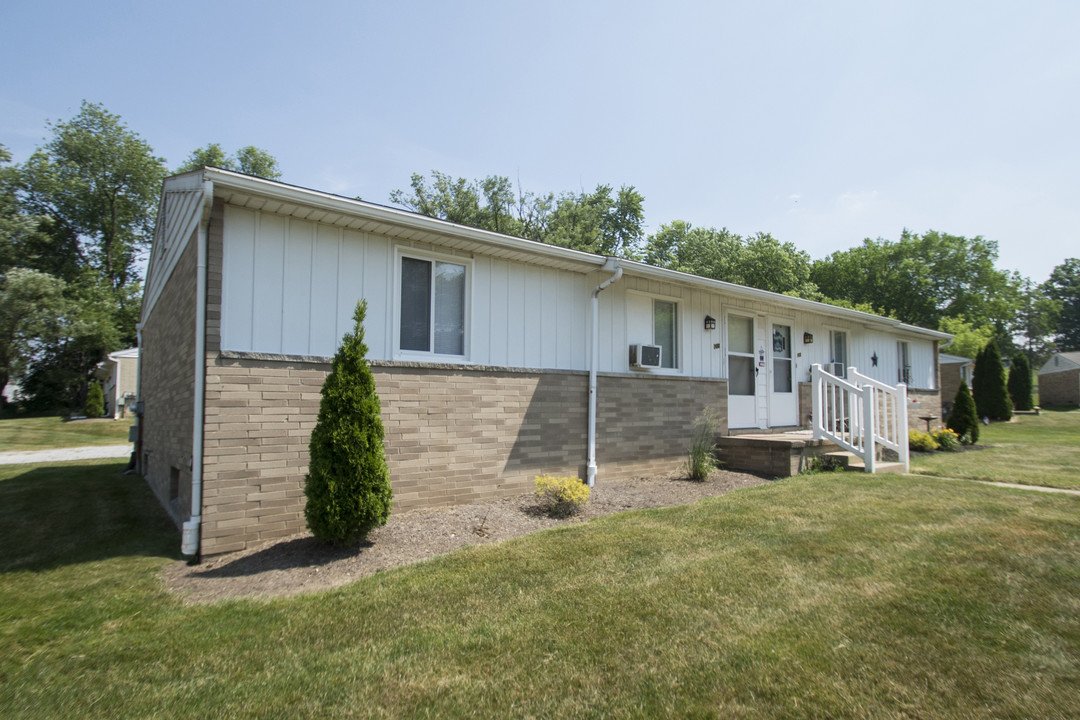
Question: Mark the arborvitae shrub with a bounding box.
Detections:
[1007,353,1034,411]
[947,381,980,444]
[972,341,1012,421]
[304,300,392,544]
[84,382,104,418]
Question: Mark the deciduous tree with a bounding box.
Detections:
[810,230,1020,331]
[1043,258,1080,351]
[177,143,282,180]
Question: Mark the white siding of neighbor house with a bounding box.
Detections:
[220,205,937,389]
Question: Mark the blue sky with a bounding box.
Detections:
[2,0,1077,283]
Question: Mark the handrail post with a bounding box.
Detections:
[862,383,876,473]
[897,382,909,472]
[812,364,824,439]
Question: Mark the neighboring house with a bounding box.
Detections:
[94,347,140,419]
[139,169,948,556]
[1037,351,1080,407]
[939,352,974,416]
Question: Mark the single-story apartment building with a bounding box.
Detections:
[138,169,948,557]
[1038,351,1080,407]
[94,347,140,419]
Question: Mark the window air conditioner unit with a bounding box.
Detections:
[630,344,662,369]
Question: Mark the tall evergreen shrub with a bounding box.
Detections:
[1007,353,1034,411]
[971,340,1012,421]
[84,382,104,418]
[304,300,392,544]
[946,381,980,444]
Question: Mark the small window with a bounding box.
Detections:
[399,255,466,356]
[829,330,848,378]
[897,341,911,385]
[169,466,180,502]
[653,299,677,369]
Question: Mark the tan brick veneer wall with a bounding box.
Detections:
[906,389,942,431]
[1039,369,1080,407]
[200,354,728,555]
[140,232,198,526]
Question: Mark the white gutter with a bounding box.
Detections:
[586,259,623,488]
[134,324,143,472]
[180,177,215,560]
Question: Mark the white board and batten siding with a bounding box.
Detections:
[220,205,938,390]
[221,206,592,369]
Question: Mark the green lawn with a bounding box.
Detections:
[910,407,1080,490]
[0,415,134,452]
[2,460,1079,718]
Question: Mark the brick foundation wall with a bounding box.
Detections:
[1039,369,1080,407]
[140,233,198,527]
[798,382,811,427]
[906,388,942,431]
[199,353,728,555]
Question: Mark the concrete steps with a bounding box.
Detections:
[825,451,907,475]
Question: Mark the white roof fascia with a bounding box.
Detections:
[196,169,950,342]
[201,168,610,274]
[620,259,952,341]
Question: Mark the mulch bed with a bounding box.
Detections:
[161,470,772,604]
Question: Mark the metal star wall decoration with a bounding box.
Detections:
[871,352,878,366]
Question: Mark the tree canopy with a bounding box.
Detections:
[1043,258,1080,351]
[810,230,1020,331]
[3,103,165,410]
[642,221,818,297]
[390,171,645,257]
[177,143,282,180]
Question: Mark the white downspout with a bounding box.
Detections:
[181,179,214,560]
[587,259,623,488]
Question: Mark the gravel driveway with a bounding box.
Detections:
[0,444,132,465]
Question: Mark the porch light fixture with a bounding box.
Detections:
[803,332,814,344]
[704,315,717,331]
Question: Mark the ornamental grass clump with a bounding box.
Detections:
[304,300,392,545]
[686,409,720,481]
[535,475,590,517]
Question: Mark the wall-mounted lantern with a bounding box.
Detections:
[803,332,814,344]
[704,315,717,331]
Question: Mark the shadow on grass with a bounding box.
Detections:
[0,461,179,573]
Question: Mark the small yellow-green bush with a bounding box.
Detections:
[535,475,590,517]
[908,429,940,452]
[931,427,961,451]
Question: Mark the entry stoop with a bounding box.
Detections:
[716,433,839,478]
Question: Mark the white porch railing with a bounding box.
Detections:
[810,364,910,473]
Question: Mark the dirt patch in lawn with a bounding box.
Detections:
[161,470,771,604]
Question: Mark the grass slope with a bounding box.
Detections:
[0,415,134,452]
[2,461,1079,718]
[911,407,1080,490]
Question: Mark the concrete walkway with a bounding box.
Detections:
[0,444,132,466]
[907,473,1080,497]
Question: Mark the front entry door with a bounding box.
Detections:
[727,314,757,428]
[768,321,798,427]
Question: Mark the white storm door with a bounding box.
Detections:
[727,314,757,429]
[768,321,798,427]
